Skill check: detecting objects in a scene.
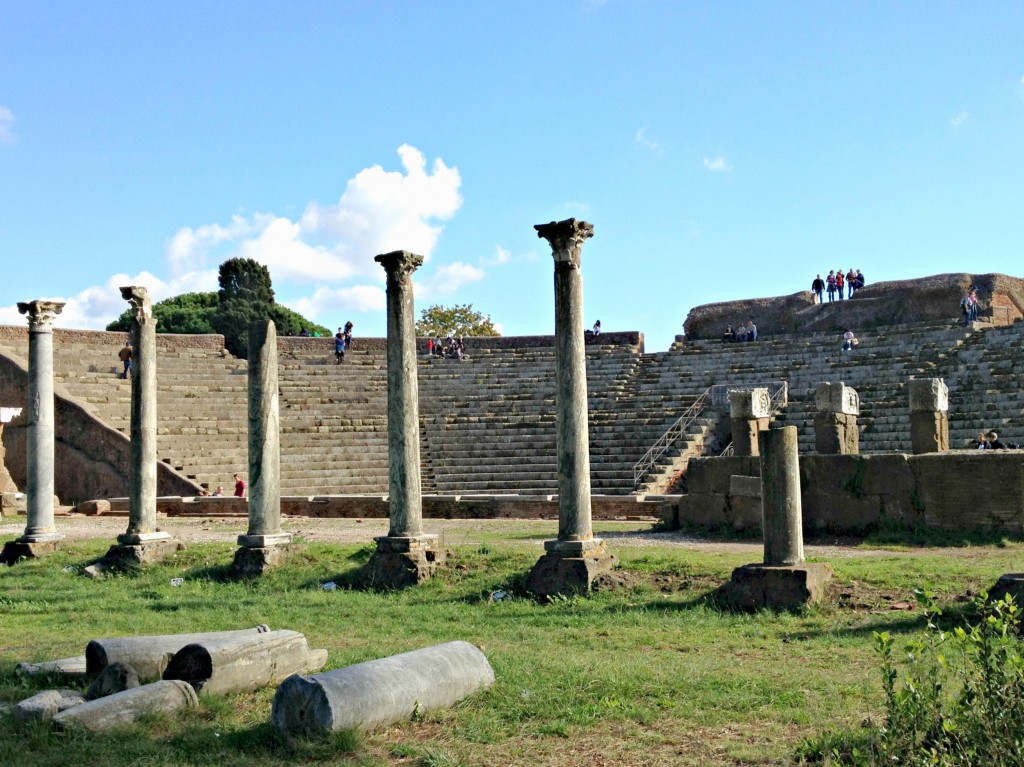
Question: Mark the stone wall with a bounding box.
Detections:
[683,273,1024,340]
[277,331,644,355]
[0,349,201,504]
[673,452,1024,534]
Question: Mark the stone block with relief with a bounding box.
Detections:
[729,387,771,419]
[909,378,949,413]
[815,382,859,415]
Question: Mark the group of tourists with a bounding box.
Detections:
[974,431,1015,450]
[960,286,980,326]
[811,269,865,303]
[197,473,247,497]
[334,322,353,364]
[426,335,466,360]
[722,320,758,343]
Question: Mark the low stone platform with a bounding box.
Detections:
[0,539,62,565]
[722,562,833,611]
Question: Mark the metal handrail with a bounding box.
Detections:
[632,386,712,488]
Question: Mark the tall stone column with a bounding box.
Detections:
[814,382,860,454]
[233,320,291,577]
[104,287,176,568]
[909,378,949,454]
[1,300,64,564]
[363,250,443,588]
[526,218,616,598]
[729,388,771,457]
[724,425,832,609]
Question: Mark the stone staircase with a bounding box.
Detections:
[2,318,1023,498]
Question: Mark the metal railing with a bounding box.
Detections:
[632,386,712,488]
[716,383,790,458]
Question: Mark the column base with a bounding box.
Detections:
[722,563,833,611]
[237,532,292,548]
[117,531,173,545]
[526,540,618,599]
[0,539,62,565]
[988,573,1024,604]
[361,535,445,589]
[18,530,64,544]
[232,545,291,578]
[102,539,182,570]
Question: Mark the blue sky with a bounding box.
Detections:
[1,2,1022,351]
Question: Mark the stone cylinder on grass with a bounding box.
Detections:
[909,378,949,454]
[234,320,291,576]
[363,250,443,588]
[86,625,271,682]
[760,424,804,566]
[526,219,616,598]
[163,629,328,695]
[52,680,197,732]
[729,388,771,457]
[271,641,494,737]
[814,382,860,455]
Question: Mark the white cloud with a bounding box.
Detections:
[289,285,386,321]
[0,106,15,144]
[482,246,511,266]
[951,111,969,128]
[703,156,731,172]
[1,145,469,331]
[635,126,663,155]
[418,262,485,300]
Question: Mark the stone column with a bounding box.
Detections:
[909,378,949,454]
[723,425,832,609]
[526,218,616,598]
[363,250,443,588]
[814,382,860,454]
[233,320,291,577]
[104,287,175,568]
[0,301,64,564]
[729,388,771,457]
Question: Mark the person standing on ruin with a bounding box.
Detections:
[846,268,857,298]
[117,340,133,379]
[811,274,825,304]
[835,269,845,301]
[334,327,347,364]
[826,271,837,302]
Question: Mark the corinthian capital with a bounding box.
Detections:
[534,218,594,268]
[120,286,154,325]
[17,300,65,333]
[375,250,424,280]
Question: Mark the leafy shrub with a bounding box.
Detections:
[797,590,1024,766]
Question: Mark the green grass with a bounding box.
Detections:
[1,529,1022,766]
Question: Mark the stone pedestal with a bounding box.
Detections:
[106,287,173,567]
[988,573,1024,604]
[729,388,771,457]
[526,219,617,597]
[724,425,832,609]
[814,382,860,454]
[3,301,65,564]
[233,320,290,577]
[365,251,442,588]
[909,378,949,454]
[363,535,446,589]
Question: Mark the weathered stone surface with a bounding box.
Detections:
[232,545,291,578]
[909,377,949,413]
[759,425,804,566]
[271,641,494,736]
[814,412,859,455]
[525,545,618,598]
[910,411,950,454]
[722,563,833,610]
[86,661,140,701]
[0,539,61,565]
[729,475,761,498]
[17,655,88,679]
[730,388,771,420]
[163,629,328,695]
[988,573,1024,604]
[815,382,860,415]
[730,416,770,457]
[86,625,272,682]
[14,689,85,721]
[53,680,198,731]
[101,539,181,570]
[913,453,1024,531]
[363,536,446,589]
[77,500,112,515]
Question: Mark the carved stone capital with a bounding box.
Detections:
[534,218,594,268]
[17,300,65,333]
[374,250,424,280]
[120,286,154,325]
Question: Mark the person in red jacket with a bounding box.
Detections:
[233,473,246,498]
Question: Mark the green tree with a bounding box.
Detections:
[415,304,500,338]
[106,292,218,334]
[217,257,275,304]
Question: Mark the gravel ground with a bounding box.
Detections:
[0,511,922,559]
